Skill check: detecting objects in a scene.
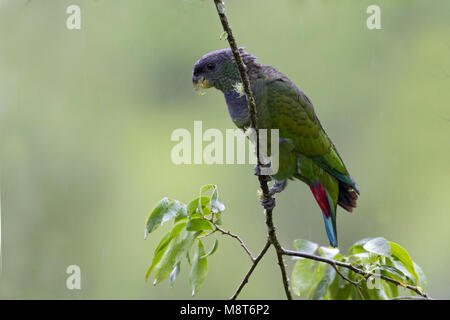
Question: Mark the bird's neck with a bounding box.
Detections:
[215,59,261,93]
[224,91,250,128]
[221,63,262,128]
[214,75,241,93]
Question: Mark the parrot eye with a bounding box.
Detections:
[206,63,216,71]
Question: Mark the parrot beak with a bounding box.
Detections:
[193,76,212,96]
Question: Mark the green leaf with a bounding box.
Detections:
[211,199,225,213]
[145,222,187,281]
[174,205,188,223]
[308,262,326,296]
[319,247,340,259]
[169,262,180,288]
[200,184,216,196]
[219,30,228,40]
[350,286,364,300]
[363,237,391,257]
[291,259,316,296]
[360,269,390,300]
[199,196,211,207]
[386,281,399,297]
[361,279,388,300]
[152,234,182,284]
[145,198,185,238]
[368,252,382,264]
[382,281,393,299]
[413,261,427,288]
[329,267,352,300]
[389,241,418,282]
[389,259,416,285]
[214,212,223,225]
[201,238,218,259]
[310,263,336,300]
[200,184,226,213]
[190,239,208,296]
[152,230,197,284]
[348,237,375,254]
[352,252,370,262]
[187,199,199,215]
[190,212,203,220]
[186,251,191,265]
[187,196,210,216]
[293,239,319,255]
[186,218,214,232]
[145,231,171,281]
[211,190,225,213]
[379,265,407,282]
[202,206,212,216]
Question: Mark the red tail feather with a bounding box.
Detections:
[309,182,331,218]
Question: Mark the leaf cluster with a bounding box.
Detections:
[144,185,224,295]
[291,237,427,300]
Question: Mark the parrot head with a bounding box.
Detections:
[192,48,257,95]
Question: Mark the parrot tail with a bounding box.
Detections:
[309,182,338,247]
[337,181,359,212]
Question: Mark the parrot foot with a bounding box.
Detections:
[269,180,287,196]
[255,164,275,209]
[259,194,276,211]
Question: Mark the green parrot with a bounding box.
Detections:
[192,48,359,247]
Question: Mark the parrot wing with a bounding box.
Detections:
[261,68,358,193]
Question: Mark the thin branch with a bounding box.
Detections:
[213,0,259,143]
[213,0,293,300]
[207,212,255,262]
[331,263,365,299]
[332,263,361,286]
[265,200,292,299]
[355,284,365,300]
[274,248,292,299]
[230,240,271,300]
[214,225,255,261]
[390,296,433,300]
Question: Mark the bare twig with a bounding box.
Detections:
[213,0,292,300]
[332,263,360,286]
[355,284,365,300]
[230,241,271,300]
[331,263,365,299]
[274,248,292,299]
[390,296,433,300]
[265,201,292,299]
[214,224,255,262]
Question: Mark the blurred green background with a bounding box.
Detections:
[1,0,449,299]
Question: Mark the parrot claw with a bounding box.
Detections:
[269,180,287,196]
[260,195,276,211]
[255,164,276,209]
